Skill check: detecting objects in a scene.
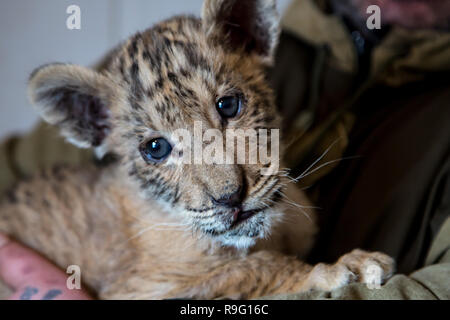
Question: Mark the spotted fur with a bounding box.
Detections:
[0,0,394,299]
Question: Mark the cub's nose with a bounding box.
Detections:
[211,187,244,208]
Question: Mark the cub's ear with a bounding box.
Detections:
[202,0,279,62]
[28,63,116,148]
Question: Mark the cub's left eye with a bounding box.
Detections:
[140,138,172,163]
[216,96,241,119]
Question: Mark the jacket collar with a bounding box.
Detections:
[281,0,450,85]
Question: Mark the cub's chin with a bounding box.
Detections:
[210,208,282,250]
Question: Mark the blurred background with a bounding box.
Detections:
[0,0,291,139]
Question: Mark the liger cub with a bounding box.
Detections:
[0,0,394,299]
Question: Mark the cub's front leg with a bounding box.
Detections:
[168,249,395,299]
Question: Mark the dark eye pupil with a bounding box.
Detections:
[151,140,160,152]
[142,138,172,162]
[216,96,241,118]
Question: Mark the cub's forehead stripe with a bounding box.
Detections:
[114,19,219,132]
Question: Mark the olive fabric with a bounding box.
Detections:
[0,122,92,196]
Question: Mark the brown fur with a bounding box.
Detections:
[0,0,394,299]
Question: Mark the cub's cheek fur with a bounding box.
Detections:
[28,64,119,149]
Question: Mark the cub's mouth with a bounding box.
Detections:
[230,208,264,228]
[226,188,283,229]
[190,189,283,246]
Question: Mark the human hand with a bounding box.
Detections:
[0,232,92,300]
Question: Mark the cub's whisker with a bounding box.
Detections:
[293,138,342,182]
[296,155,361,181]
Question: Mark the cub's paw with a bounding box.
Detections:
[308,249,395,292]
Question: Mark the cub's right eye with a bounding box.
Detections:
[140,138,172,163]
[216,96,241,119]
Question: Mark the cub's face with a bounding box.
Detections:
[28,0,285,249]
